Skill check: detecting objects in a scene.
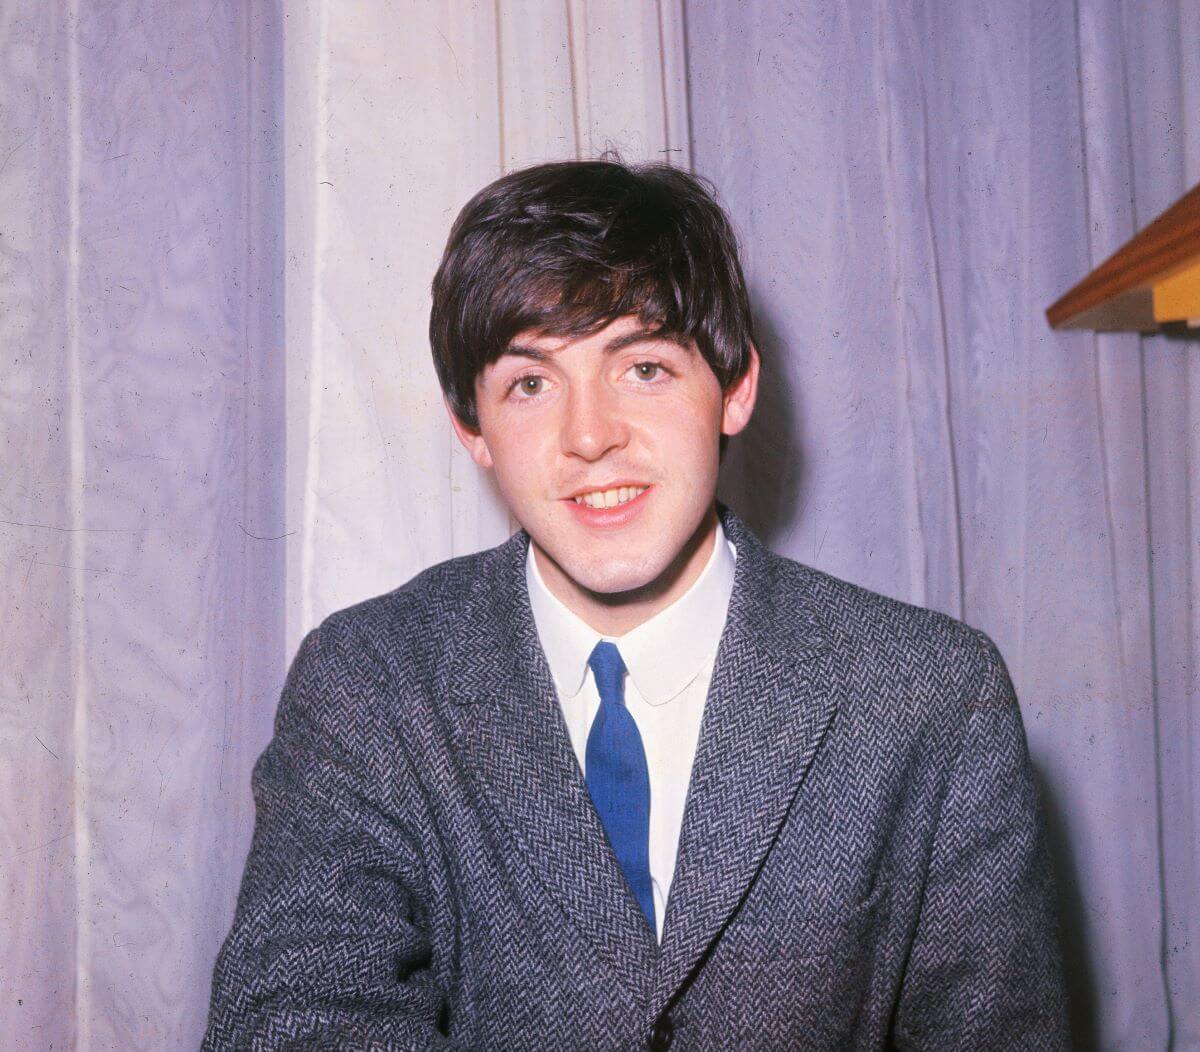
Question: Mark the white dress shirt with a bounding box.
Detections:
[525,520,738,942]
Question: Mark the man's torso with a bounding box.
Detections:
[271,508,1027,1048]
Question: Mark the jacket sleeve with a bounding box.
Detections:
[892,630,1070,1050]
[201,622,455,1051]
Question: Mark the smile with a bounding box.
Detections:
[572,485,649,509]
[564,484,653,528]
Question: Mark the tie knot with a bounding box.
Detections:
[587,641,627,704]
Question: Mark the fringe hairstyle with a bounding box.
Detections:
[429,156,757,429]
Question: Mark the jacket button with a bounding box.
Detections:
[648,1015,673,1051]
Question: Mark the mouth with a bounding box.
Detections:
[562,483,653,527]
[567,483,649,510]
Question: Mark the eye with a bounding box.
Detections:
[629,361,668,382]
[508,373,547,398]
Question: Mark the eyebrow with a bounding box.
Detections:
[502,327,688,362]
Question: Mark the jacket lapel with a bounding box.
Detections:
[445,531,658,1002]
[648,509,842,1018]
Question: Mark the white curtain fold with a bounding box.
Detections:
[284,0,690,656]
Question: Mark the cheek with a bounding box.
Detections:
[636,393,723,463]
[485,418,555,483]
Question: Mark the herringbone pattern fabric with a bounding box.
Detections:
[202,506,1068,1050]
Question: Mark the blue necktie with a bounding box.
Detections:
[585,641,655,931]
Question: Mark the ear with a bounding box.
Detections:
[720,342,760,437]
[445,397,494,469]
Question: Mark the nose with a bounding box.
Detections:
[560,378,630,461]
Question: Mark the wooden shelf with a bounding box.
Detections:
[1046,181,1200,332]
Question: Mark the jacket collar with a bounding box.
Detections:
[445,504,841,1013]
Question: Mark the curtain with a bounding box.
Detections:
[2,1,286,1046]
[692,1,1199,1046]
[3,0,1195,1047]
[282,0,689,653]
[1,0,686,1046]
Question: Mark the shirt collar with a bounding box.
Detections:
[525,519,738,706]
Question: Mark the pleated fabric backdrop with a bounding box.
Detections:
[691,2,1199,1047]
[1,0,1196,1047]
[1,0,686,1047]
[2,2,287,1048]
[281,0,689,650]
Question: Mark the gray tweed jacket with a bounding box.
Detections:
[203,506,1068,1050]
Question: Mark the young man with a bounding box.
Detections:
[204,160,1068,1049]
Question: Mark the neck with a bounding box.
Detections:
[533,505,719,637]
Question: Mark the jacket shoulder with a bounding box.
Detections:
[271,544,510,757]
[771,552,1013,713]
[314,543,502,664]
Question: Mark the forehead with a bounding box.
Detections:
[501,315,691,361]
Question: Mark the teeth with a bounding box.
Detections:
[573,485,647,509]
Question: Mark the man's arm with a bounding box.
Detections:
[893,630,1069,1050]
[202,622,453,1050]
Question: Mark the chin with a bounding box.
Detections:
[554,550,663,597]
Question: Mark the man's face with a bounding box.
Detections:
[448,314,758,602]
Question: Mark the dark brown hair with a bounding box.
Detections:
[429,156,757,429]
